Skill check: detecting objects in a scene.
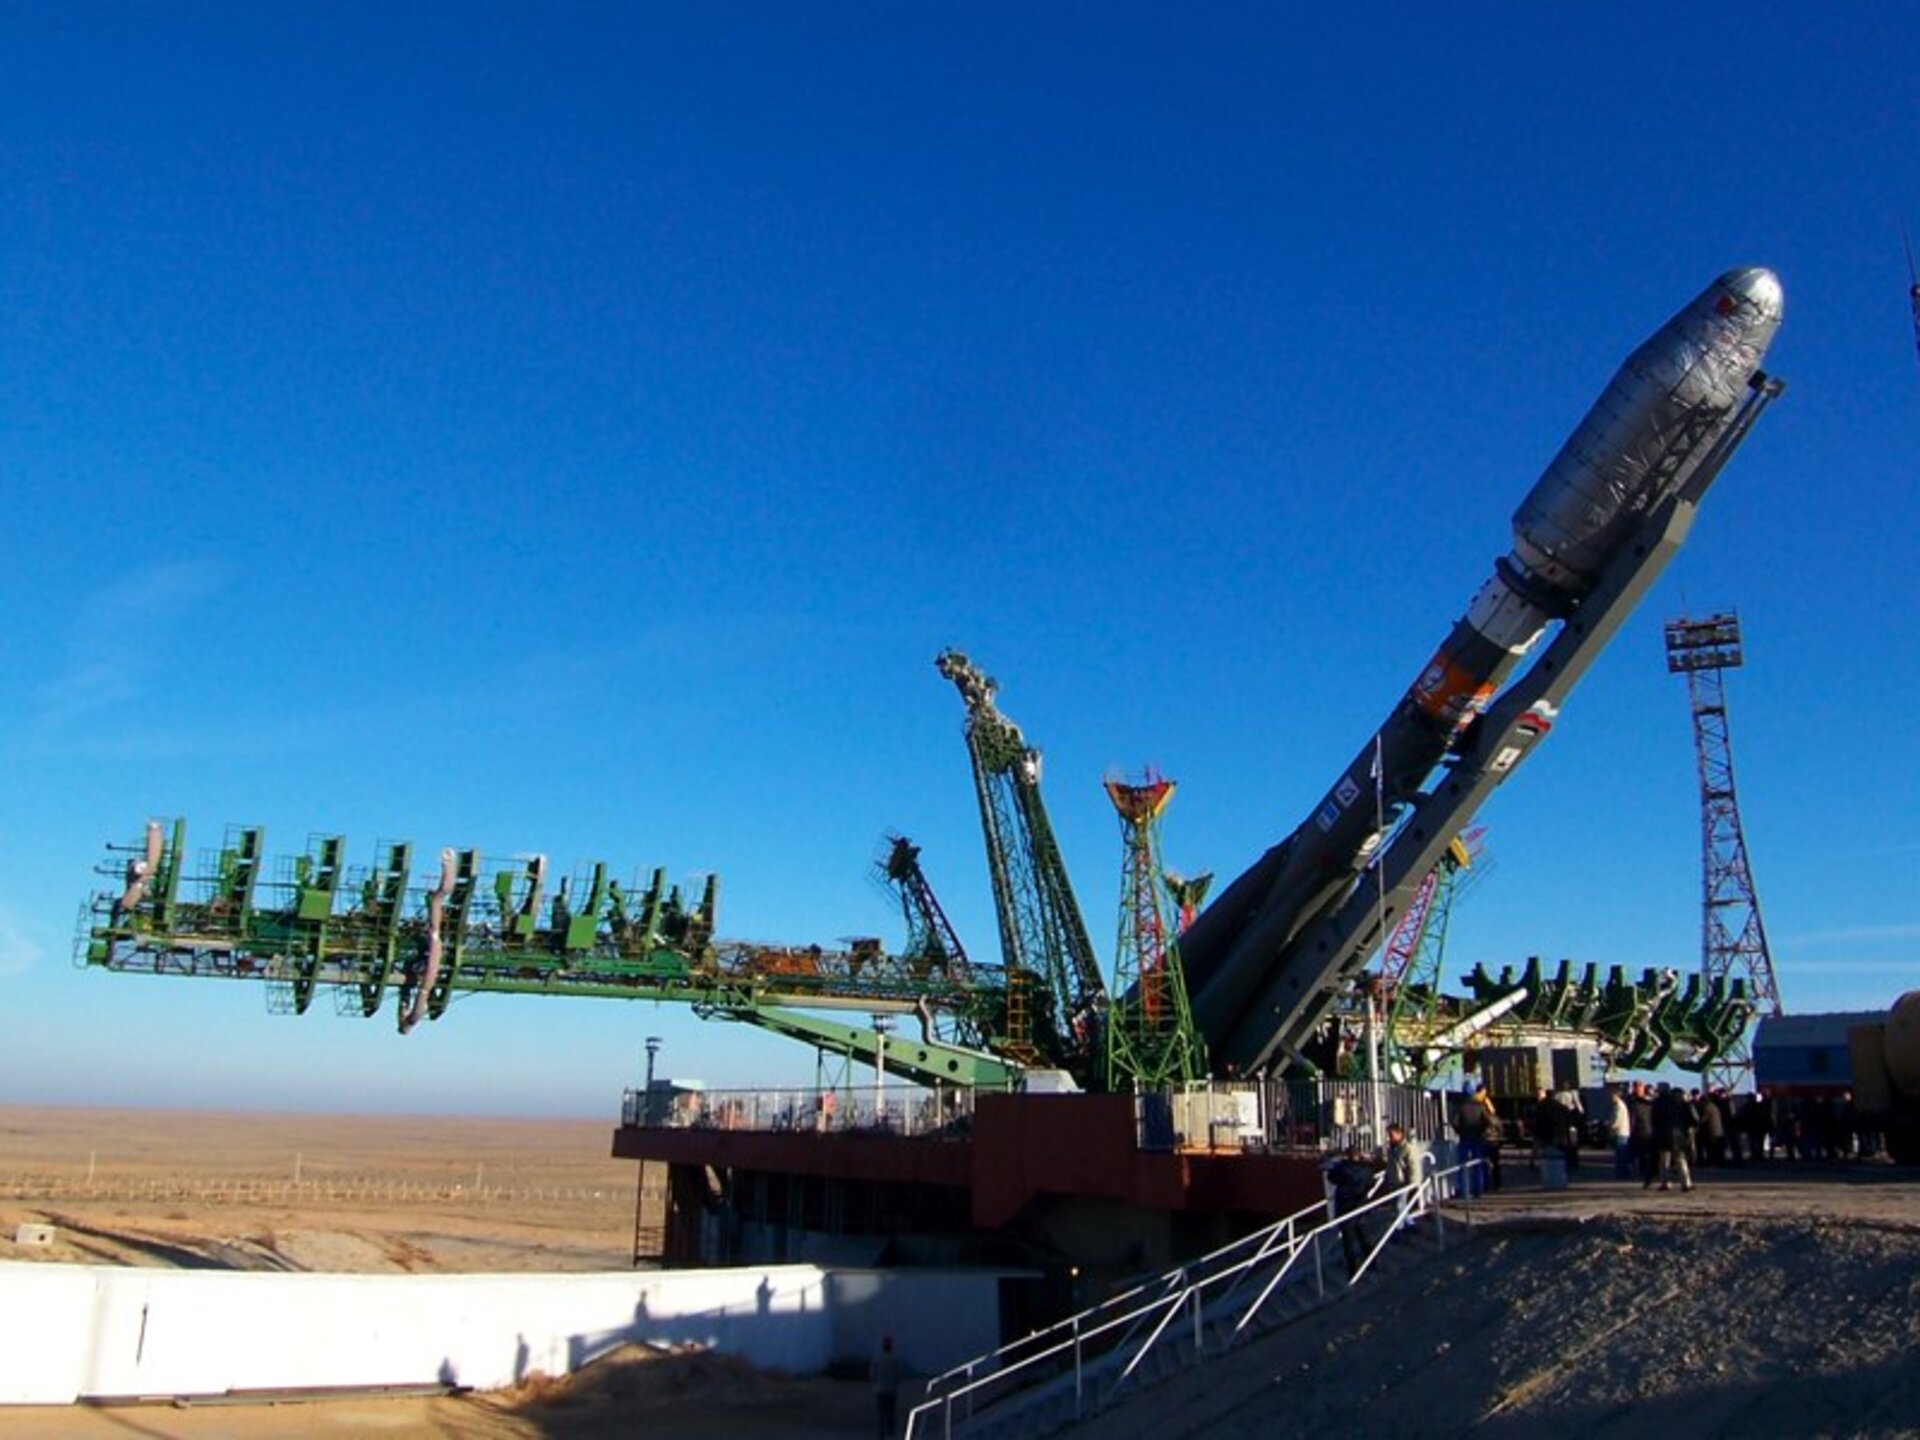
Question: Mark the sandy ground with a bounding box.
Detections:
[0,1106,639,1274]
[4,1110,1917,1438]
[0,1349,878,1439]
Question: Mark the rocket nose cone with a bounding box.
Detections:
[1719,267,1784,324]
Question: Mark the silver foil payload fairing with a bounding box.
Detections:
[1179,268,1785,1059]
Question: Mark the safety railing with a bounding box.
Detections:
[619,1083,999,1138]
[1136,1078,1447,1154]
[904,1158,1482,1439]
[912,1202,1330,1426]
[617,1078,1447,1154]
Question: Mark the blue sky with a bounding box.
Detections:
[3,5,1916,1117]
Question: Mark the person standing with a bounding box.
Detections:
[1700,1087,1728,1166]
[1835,1089,1858,1161]
[1651,1084,1698,1192]
[1324,1147,1382,1278]
[1746,1088,1775,1163]
[1725,1090,1748,1163]
[1527,1088,1560,1170]
[1676,1090,1703,1186]
[1483,1097,1507,1191]
[871,1334,904,1438]
[1530,1088,1571,1186]
[1453,1085,1492,1197]
[1628,1081,1657,1186]
[1385,1121,1418,1192]
[1383,1121,1420,1230]
[1554,1090,1583,1173]
[1608,1085,1633,1179]
[1648,1083,1673,1189]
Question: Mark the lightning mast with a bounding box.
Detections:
[1103,774,1206,1090]
[1665,612,1783,1091]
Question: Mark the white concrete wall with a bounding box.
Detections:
[821,1268,1005,1377]
[0,1262,1003,1407]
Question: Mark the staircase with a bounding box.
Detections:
[906,1161,1482,1440]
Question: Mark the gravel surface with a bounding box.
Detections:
[1063,1166,1920,1440]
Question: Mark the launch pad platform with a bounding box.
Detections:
[612,1082,1432,1292]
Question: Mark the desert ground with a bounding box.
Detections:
[3,1106,1917,1439]
[0,1106,640,1274]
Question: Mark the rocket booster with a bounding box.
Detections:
[1180,268,1785,1051]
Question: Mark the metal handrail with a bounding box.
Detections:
[917,1191,1335,1407]
[1109,1165,1444,1389]
[1227,1159,1448,1335]
[904,1159,1482,1439]
[619,1082,1000,1137]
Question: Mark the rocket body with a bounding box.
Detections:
[1181,268,1784,1052]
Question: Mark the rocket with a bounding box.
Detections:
[1179,268,1785,1068]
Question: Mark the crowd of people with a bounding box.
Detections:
[1449,1079,1883,1194]
[1313,1072,1882,1283]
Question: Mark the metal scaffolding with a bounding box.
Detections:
[1665,612,1784,1091]
[1103,774,1205,1090]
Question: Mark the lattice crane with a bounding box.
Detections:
[871,833,987,1051]
[936,650,1105,1078]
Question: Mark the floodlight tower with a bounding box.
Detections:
[1665,612,1783,1090]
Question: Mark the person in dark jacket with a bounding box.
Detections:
[1700,1088,1728,1166]
[1453,1086,1493,1197]
[1529,1088,1570,1168]
[1325,1149,1382,1278]
[1650,1084,1698,1192]
[1628,1081,1657,1185]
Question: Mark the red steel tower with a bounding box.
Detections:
[1665,612,1784,1091]
[1104,773,1206,1090]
